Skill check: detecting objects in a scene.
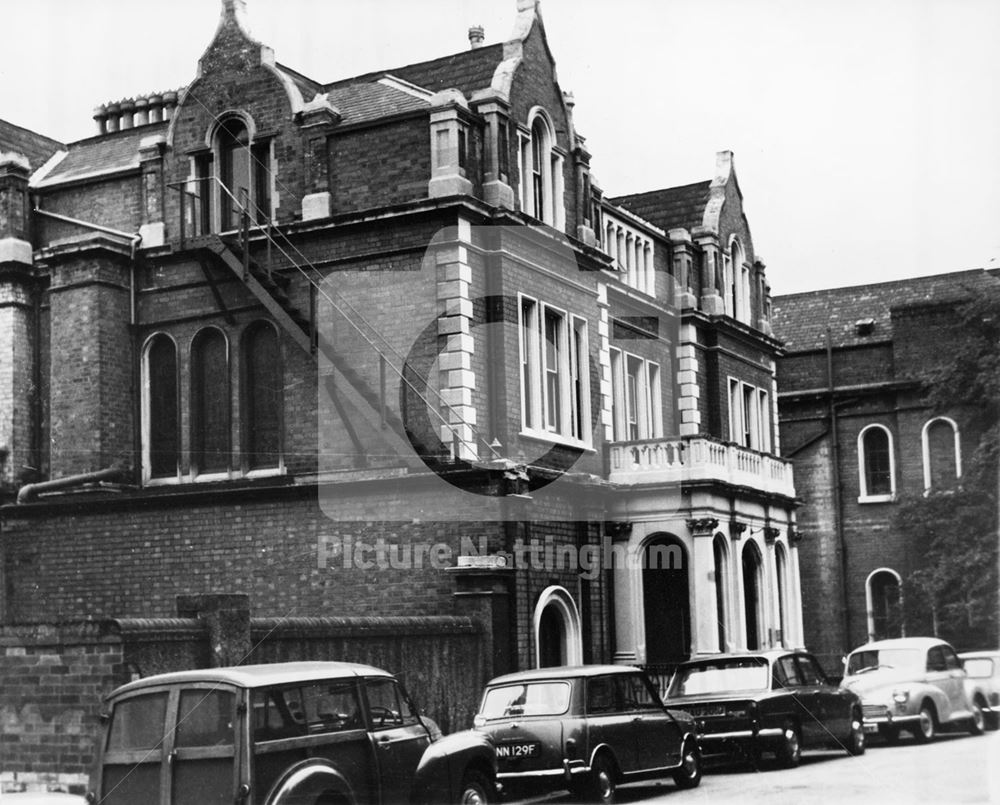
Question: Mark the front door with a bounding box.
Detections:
[643,538,690,664]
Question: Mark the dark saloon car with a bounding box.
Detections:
[88,661,496,805]
[473,665,700,803]
[664,651,865,768]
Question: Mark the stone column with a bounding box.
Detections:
[139,134,166,247]
[668,229,696,310]
[477,99,515,210]
[176,594,251,668]
[428,91,474,199]
[688,518,720,654]
[693,230,725,315]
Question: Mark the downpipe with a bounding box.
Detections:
[16,465,127,505]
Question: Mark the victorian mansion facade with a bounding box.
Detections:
[0,0,801,787]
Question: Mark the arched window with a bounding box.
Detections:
[243,322,282,471]
[866,568,903,641]
[713,535,731,652]
[775,543,789,647]
[922,417,961,491]
[533,586,582,668]
[144,334,179,480]
[858,424,895,501]
[742,541,765,650]
[521,109,563,229]
[191,328,230,475]
[193,115,272,234]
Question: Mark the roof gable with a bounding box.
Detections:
[610,182,712,234]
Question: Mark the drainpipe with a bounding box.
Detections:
[827,328,852,649]
[17,465,126,504]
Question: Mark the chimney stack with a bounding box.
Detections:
[468,25,484,49]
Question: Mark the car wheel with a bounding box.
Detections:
[583,754,617,804]
[969,699,985,736]
[775,721,802,768]
[847,709,866,756]
[913,703,936,743]
[457,768,491,805]
[671,739,702,789]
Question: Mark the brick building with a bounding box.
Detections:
[0,0,800,789]
[772,270,1000,671]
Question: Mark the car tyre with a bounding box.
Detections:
[912,703,936,743]
[968,699,985,736]
[457,768,491,805]
[846,709,866,756]
[671,739,702,789]
[775,721,802,768]
[582,754,617,804]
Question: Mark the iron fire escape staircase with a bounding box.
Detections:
[174,179,494,471]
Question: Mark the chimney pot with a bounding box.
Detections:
[468,25,485,49]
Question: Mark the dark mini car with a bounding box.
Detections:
[664,651,865,768]
[87,661,496,805]
[473,665,700,803]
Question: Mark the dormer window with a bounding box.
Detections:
[519,109,564,230]
[190,114,273,235]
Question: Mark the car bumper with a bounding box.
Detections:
[861,711,922,733]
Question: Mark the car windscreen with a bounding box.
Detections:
[479,682,571,719]
[962,658,995,679]
[668,658,769,697]
[846,648,921,676]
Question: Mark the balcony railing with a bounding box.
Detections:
[607,436,796,497]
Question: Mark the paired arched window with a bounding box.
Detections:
[242,322,282,471]
[866,568,903,641]
[922,417,961,491]
[858,424,895,501]
[534,586,582,668]
[191,328,231,475]
[144,334,180,480]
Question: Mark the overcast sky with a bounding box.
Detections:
[2,0,997,295]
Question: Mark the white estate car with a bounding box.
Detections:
[842,637,984,742]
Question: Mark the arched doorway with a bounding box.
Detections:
[742,542,764,650]
[642,536,690,664]
[533,586,582,668]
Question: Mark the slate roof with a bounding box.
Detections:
[610,181,712,234]
[771,269,1000,353]
[325,43,504,98]
[35,123,167,187]
[327,81,430,125]
[0,119,64,171]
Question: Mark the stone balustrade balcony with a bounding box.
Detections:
[607,436,796,497]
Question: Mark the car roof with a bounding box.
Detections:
[485,664,644,686]
[108,661,393,698]
[848,637,950,653]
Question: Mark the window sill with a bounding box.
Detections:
[858,494,896,504]
[519,428,596,454]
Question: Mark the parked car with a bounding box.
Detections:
[663,650,865,769]
[87,661,496,805]
[958,650,1000,730]
[842,637,984,742]
[2,795,87,804]
[473,665,700,803]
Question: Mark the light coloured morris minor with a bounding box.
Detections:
[842,637,984,742]
[86,661,496,805]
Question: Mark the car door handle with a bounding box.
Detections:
[632,715,643,722]
[378,735,392,748]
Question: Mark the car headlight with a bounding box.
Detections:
[892,690,910,705]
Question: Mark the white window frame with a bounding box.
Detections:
[518,294,592,448]
[727,377,770,450]
[610,347,662,441]
[521,108,564,229]
[921,416,962,491]
[858,423,896,503]
[865,567,903,641]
